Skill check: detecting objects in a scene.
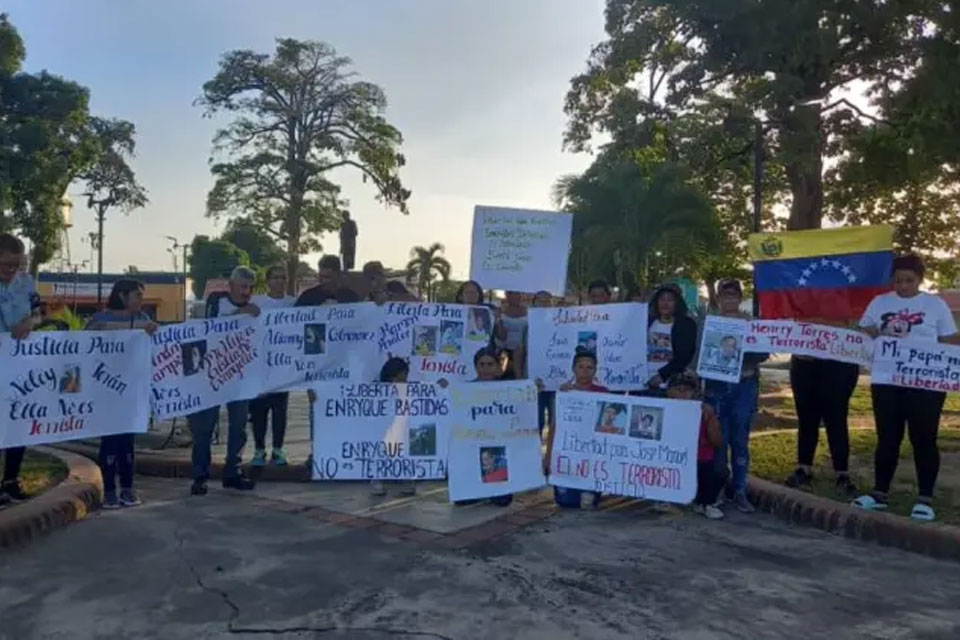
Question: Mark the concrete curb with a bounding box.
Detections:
[0,447,103,550]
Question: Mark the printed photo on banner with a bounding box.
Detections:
[469,205,573,295]
[412,326,437,356]
[696,316,747,383]
[527,304,648,391]
[446,381,544,503]
[744,319,873,367]
[0,330,152,448]
[181,340,207,376]
[311,381,450,481]
[467,307,492,341]
[440,320,464,355]
[549,391,699,504]
[304,323,326,355]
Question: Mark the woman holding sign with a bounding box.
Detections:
[646,284,698,393]
[86,279,158,509]
[854,255,958,521]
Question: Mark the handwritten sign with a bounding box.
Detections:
[0,330,151,448]
[261,303,379,392]
[549,391,699,503]
[447,381,544,502]
[745,320,873,367]
[871,337,960,392]
[375,302,492,383]
[527,304,648,391]
[311,382,450,480]
[469,205,573,295]
[150,315,265,419]
[697,316,747,383]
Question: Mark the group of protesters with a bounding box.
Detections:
[0,229,954,522]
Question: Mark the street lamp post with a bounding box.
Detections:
[752,120,764,317]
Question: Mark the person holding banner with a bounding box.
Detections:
[853,255,958,521]
[188,266,261,496]
[370,358,418,497]
[587,280,612,305]
[646,284,698,393]
[86,279,158,509]
[0,233,36,506]
[703,279,767,513]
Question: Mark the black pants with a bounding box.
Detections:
[2,447,26,483]
[99,434,135,494]
[342,247,356,271]
[696,462,723,506]
[871,385,945,499]
[250,392,289,450]
[790,357,859,472]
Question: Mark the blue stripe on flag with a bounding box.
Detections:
[755,250,892,292]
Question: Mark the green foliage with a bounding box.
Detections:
[220,218,285,269]
[405,243,451,302]
[188,235,250,298]
[198,38,410,292]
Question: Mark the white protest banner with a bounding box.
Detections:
[447,381,544,502]
[745,320,873,367]
[527,304,648,391]
[311,382,450,480]
[871,337,960,392]
[375,301,493,383]
[0,330,151,448]
[262,303,380,391]
[549,391,699,503]
[697,315,747,383]
[469,205,573,295]
[150,315,265,419]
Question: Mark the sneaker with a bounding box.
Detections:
[835,475,858,498]
[398,481,416,497]
[734,492,755,514]
[692,504,706,515]
[102,491,121,510]
[785,468,813,490]
[580,491,600,510]
[119,489,142,508]
[251,449,267,467]
[222,474,256,491]
[370,480,387,496]
[271,449,288,466]
[703,504,725,520]
[852,493,889,511]
[191,479,208,496]
[1,480,28,503]
[911,502,936,522]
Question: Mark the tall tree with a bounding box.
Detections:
[220,218,285,268]
[405,243,451,302]
[188,236,249,299]
[79,117,148,303]
[199,39,411,293]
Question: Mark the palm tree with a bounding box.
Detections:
[406,243,452,301]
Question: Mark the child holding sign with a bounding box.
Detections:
[667,372,724,520]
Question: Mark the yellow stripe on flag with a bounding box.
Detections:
[748,225,893,262]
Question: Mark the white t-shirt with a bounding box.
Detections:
[253,294,296,310]
[859,292,958,343]
[648,320,674,363]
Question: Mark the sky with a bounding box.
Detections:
[5,0,606,278]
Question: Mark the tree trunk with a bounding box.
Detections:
[285,125,306,295]
[782,102,825,231]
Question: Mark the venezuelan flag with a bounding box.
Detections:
[748,225,893,321]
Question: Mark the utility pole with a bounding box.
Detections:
[166,236,189,321]
[752,120,764,317]
[95,206,106,307]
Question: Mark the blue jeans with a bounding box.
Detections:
[188,401,249,480]
[705,376,759,494]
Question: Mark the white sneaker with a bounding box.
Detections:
[703,505,725,520]
[370,480,386,496]
[911,502,936,522]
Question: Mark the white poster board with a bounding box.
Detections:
[311,382,450,480]
[447,381,544,502]
[469,205,573,295]
[261,303,380,391]
[527,304,648,391]
[549,391,699,504]
[871,337,960,392]
[0,330,151,448]
[697,315,747,383]
[150,315,265,419]
[744,320,874,368]
[374,302,493,383]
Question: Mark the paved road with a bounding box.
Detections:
[2,477,959,640]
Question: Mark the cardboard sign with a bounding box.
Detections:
[549,391,700,503]
[311,382,450,480]
[375,302,493,383]
[447,381,544,502]
[745,320,873,367]
[871,337,960,392]
[527,304,648,391]
[0,330,151,447]
[261,303,380,391]
[697,316,747,383]
[469,205,573,295]
[150,315,265,419]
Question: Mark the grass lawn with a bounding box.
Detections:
[751,428,960,525]
[0,449,69,499]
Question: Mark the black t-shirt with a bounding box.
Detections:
[295,286,360,306]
